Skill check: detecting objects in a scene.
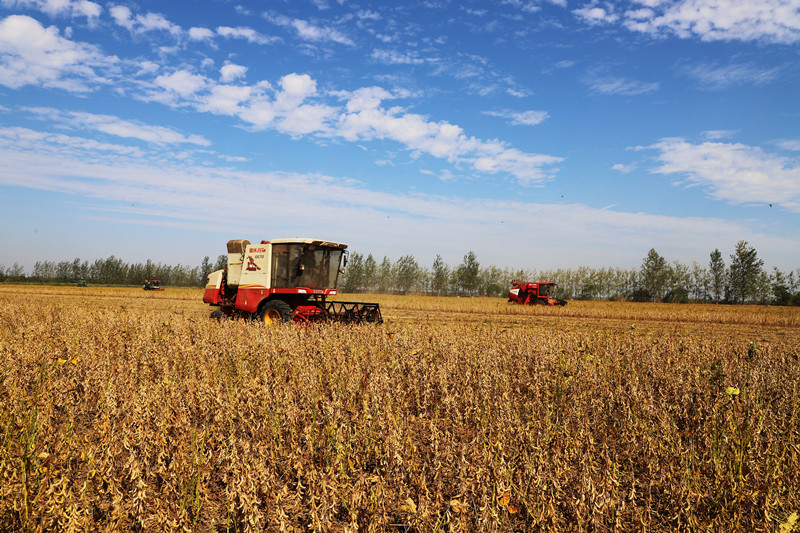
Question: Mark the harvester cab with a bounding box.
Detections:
[508,280,567,306]
[203,238,382,324]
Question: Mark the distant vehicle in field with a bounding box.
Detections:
[203,238,382,324]
[508,280,567,306]
[143,279,164,291]
[76,280,88,287]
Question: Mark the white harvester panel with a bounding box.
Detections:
[239,243,272,288]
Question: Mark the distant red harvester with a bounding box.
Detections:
[508,280,567,306]
[142,279,164,291]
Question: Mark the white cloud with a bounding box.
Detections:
[201,84,252,115]
[586,73,660,95]
[188,26,215,41]
[502,0,548,13]
[274,73,318,110]
[0,14,114,92]
[576,0,800,44]
[140,70,563,184]
[777,139,800,151]
[278,102,337,136]
[134,12,181,35]
[371,49,427,65]
[357,10,381,21]
[216,25,276,45]
[702,129,737,140]
[23,107,211,146]
[0,125,143,157]
[220,63,247,82]
[334,87,561,184]
[612,163,637,173]
[648,137,800,211]
[290,19,354,46]
[1,0,101,20]
[266,13,354,46]
[682,62,782,89]
[250,73,336,135]
[154,69,207,98]
[109,6,182,36]
[574,3,620,24]
[108,5,133,29]
[484,109,549,126]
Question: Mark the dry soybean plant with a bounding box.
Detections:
[0,288,798,532]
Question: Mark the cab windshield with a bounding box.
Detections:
[271,243,344,289]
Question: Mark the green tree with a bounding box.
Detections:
[377,256,393,293]
[363,254,377,292]
[33,260,56,281]
[664,260,690,303]
[690,261,708,302]
[431,255,450,296]
[7,263,25,280]
[728,240,764,304]
[771,268,792,305]
[640,249,669,302]
[480,265,506,297]
[455,251,480,296]
[340,252,364,293]
[213,255,227,271]
[71,258,88,281]
[200,256,213,282]
[394,254,421,294]
[708,249,726,304]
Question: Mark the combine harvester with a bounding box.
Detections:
[142,279,164,291]
[508,280,567,306]
[203,238,382,324]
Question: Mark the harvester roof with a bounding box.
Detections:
[269,238,348,249]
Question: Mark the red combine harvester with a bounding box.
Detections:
[508,280,567,306]
[203,238,382,324]
[143,279,164,291]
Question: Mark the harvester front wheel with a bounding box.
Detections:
[259,300,293,325]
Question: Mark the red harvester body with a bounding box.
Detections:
[203,238,382,324]
[508,280,567,306]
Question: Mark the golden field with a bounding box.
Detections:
[1,285,798,532]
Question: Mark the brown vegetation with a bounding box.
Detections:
[1,286,798,531]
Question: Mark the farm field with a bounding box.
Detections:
[1,285,799,532]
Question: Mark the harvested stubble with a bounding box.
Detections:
[0,291,798,532]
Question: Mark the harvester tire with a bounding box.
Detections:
[210,310,224,321]
[259,300,293,325]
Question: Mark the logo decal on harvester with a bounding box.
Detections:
[246,256,261,271]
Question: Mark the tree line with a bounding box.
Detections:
[2,240,798,305]
[0,255,222,288]
[340,240,800,305]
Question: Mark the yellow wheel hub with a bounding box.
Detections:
[262,308,282,324]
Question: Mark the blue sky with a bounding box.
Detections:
[1,0,799,273]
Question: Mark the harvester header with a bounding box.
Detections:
[203,238,382,324]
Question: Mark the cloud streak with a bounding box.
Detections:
[1,125,794,268]
[23,107,211,146]
[647,137,800,212]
